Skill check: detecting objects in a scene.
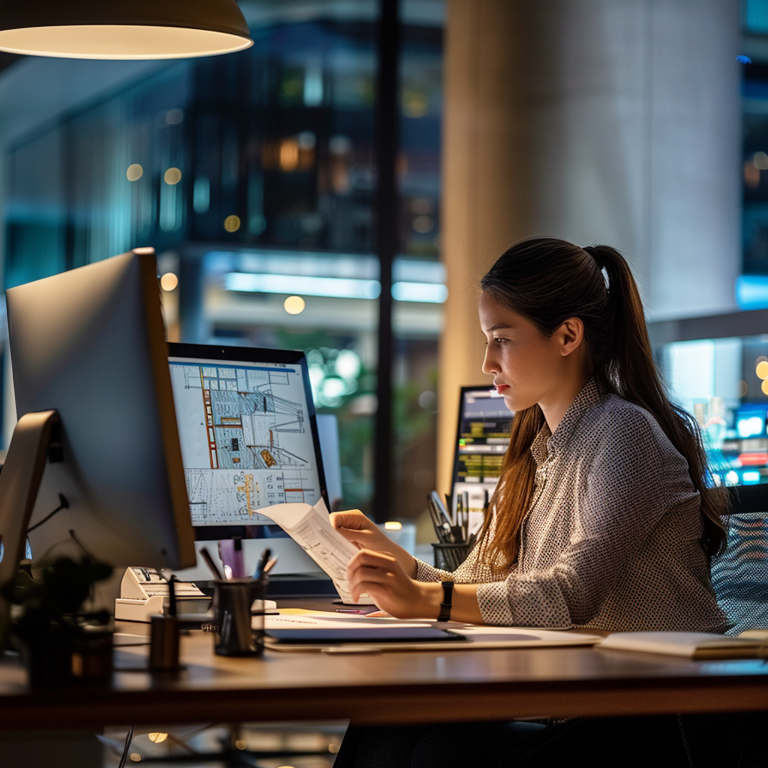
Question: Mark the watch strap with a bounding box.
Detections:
[437,580,454,622]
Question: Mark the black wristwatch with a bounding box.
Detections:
[437,580,454,622]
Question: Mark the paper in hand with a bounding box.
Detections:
[258,499,374,605]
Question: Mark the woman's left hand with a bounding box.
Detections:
[346,548,437,620]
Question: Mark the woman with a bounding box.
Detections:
[331,237,730,767]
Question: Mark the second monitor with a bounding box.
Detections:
[168,343,329,579]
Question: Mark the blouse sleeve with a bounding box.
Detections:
[476,409,684,627]
[414,559,452,582]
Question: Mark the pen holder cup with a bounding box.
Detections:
[432,542,471,572]
[212,577,267,657]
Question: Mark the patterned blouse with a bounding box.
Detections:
[416,378,728,633]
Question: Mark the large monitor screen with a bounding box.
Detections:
[451,386,513,529]
[168,343,328,541]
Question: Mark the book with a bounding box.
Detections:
[598,631,768,660]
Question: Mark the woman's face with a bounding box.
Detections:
[479,290,569,413]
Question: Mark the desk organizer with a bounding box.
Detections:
[432,542,471,572]
[211,577,267,657]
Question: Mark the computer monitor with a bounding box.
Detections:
[451,385,514,533]
[167,342,329,579]
[0,249,196,598]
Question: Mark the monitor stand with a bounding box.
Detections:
[0,409,61,644]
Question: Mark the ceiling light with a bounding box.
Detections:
[0,0,253,60]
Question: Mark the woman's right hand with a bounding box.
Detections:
[330,509,417,578]
[330,509,390,551]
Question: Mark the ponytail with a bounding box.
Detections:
[478,238,727,571]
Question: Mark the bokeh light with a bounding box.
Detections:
[160,273,179,292]
[283,295,305,315]
[224,215,241,232]
[164,167,182,185]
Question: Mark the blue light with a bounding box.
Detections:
[737,55,752,64]
[737,414,765,438]
[742,471,761,484]
[224,273,448,303]
[225,273,381,300]
[736,275,768,310]
[392,281,448,303]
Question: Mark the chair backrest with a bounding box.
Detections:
[711,487,768,635]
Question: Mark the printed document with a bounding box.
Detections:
[258,499,373,604]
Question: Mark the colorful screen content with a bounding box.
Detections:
[169,356,324,527]
[717,404,768,486]
[452,387,514,521]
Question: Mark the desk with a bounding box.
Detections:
[0,627,767,731]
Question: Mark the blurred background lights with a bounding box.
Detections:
[418,390,437,410]
[384,521,402,531]
[126,164,143,181]
[737,415,764,437]
[279,138,300,171]
[412,215,434,233]
[335,349,361,380]
[740,379,750,397]
[160,272,178,292]
[225,273,381,300]
[761,379,768,396]
[166,108,184,125]
[754,151,768,170]
[224,215,241,232]
[164,167,182,185]
[726,470,740,486]
[298,131,316,150]
[283,295,305,315]
[148,733,168,744]
[757,361,768,379]
[737,55,752,64]
[321,377,346,406]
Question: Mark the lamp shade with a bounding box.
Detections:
[0,0,253,59]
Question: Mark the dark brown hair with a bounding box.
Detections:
[478,237,728,569]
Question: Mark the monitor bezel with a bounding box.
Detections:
[167,342,330,541]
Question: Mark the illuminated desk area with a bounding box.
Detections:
[0,625,767,732]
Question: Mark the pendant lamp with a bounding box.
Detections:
[0,0,253,59]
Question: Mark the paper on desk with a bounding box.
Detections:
[265,612,601,647]
[266,613,433,630]
[258,500,373,605]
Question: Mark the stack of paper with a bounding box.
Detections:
[599,631,767,660]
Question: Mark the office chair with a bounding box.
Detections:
[676,486,768,768]
[711,486,768,636]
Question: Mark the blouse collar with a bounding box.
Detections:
[530,377,605,466]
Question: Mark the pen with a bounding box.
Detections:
[200,546,224,580]
[254,547,272,580]
[232,537,245,578]
[168,575,177,617]
[262,556,278,576]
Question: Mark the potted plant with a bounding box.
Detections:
[1,555,113,687]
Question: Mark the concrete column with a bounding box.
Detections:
[437,0,741,494]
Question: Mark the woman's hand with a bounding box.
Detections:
[345,548,440,619]
[330,509,390,551]
[331,509,418,577]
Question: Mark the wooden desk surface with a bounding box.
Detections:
[0,624,767,730]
